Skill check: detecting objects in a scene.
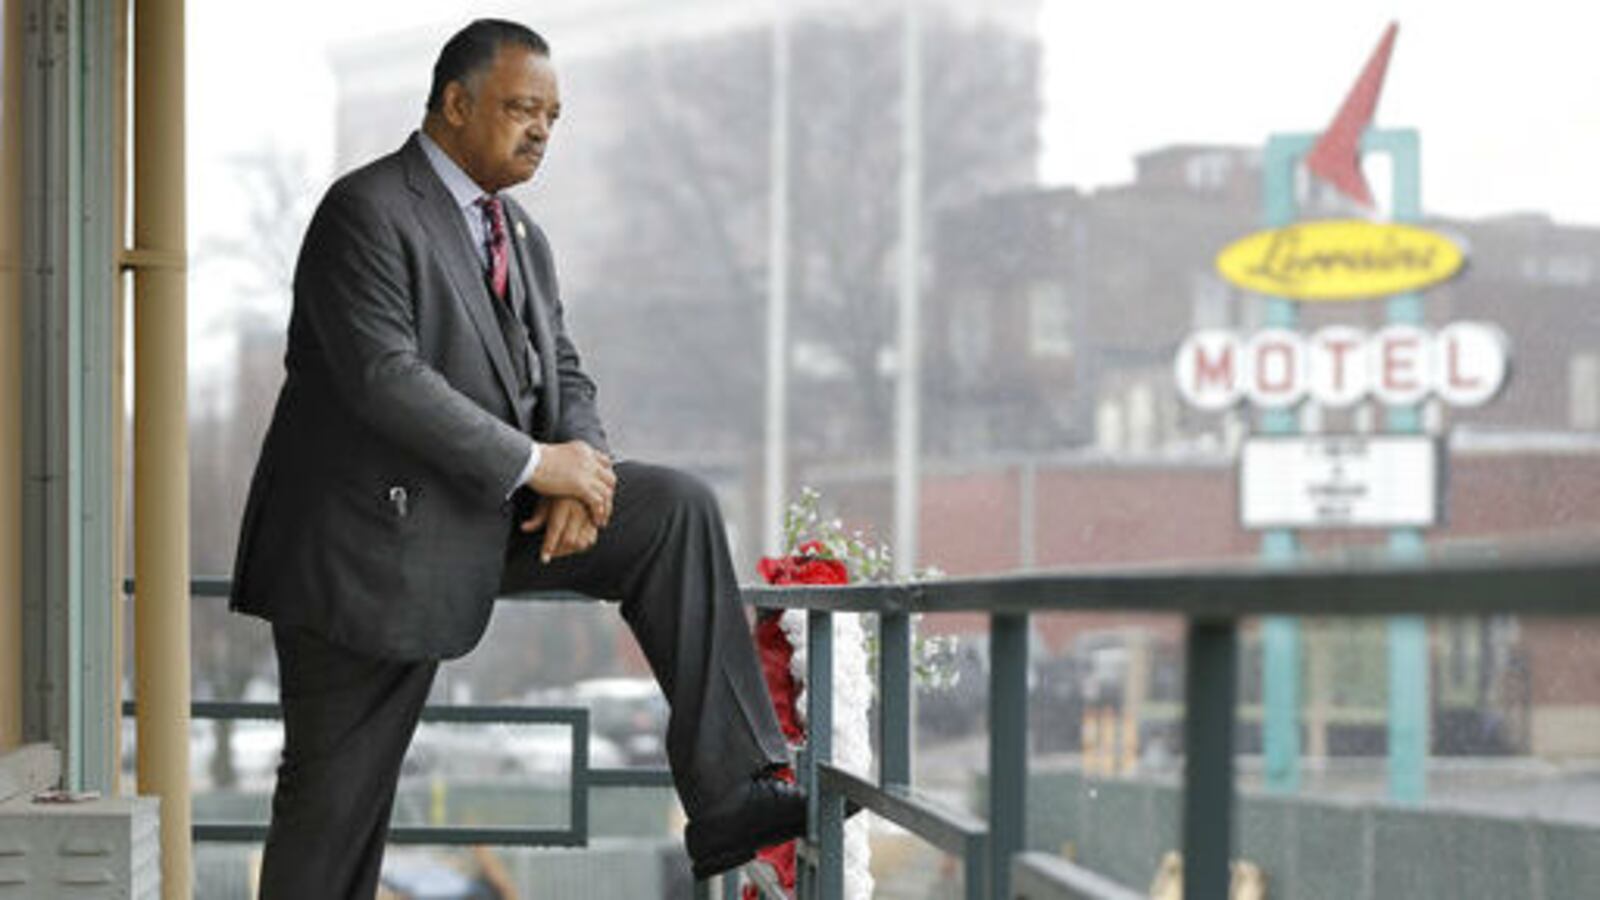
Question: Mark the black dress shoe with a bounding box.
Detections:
[686,775,809,880]
[686,776,866,881]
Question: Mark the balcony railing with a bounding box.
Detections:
[742,551,1600,900]
[130,551,1600,899]
[123,577,675,845]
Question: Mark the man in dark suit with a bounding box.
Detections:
[231,19,814,897]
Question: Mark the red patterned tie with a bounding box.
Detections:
[476,195,510,302]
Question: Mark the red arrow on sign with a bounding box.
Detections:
[1305,22,1399,209]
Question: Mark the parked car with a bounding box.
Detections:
[569,677,669,766]
[399,722,623,780]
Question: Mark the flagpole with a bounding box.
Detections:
[763,0,792,556]
[892,0,923,578]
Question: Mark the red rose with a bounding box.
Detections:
[747,542,851,896]
[755,613,805,744]
[757,544,849,586]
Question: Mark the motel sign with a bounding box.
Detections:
[1175,321,1508,411]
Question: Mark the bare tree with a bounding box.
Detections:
[580,12,1040,457]
[189,148,313,788]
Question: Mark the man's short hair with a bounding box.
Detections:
[426,19,550,113]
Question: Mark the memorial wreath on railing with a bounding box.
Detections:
[749,488,955,900]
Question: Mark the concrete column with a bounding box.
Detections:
[0,0,25,752]
[133,0,191,895]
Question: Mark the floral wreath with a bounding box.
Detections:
[747,488,956,899]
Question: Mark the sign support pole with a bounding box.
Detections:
[1255,128,1430,803]
[1259,135,1306,794]
[1377,128,1429,804]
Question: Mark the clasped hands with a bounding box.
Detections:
[521,440,615,563]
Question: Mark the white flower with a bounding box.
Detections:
[782,610,875,899]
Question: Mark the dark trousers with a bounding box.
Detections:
[258,461,790,899]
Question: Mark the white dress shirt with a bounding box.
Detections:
[417,130,542,496]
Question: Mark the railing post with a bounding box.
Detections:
[965,834,987,900]
[1183,618,1238,900]
[990,613,1029,900]
[571,714,590,841]
[879,612,912,787]
[807,610,843,899]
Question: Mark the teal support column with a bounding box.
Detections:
[1260,542,1301,793]
[1258,135,1309,794]
[1377,128,1429,804]
[1386,533,1428,802]
[1254,128,1431,797]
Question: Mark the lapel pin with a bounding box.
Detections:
[515,221,527,240]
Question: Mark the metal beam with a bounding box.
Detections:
[743,554,1600,617]
[817,764,986,857]
[1011,852,1145,900]
[20,0,76,784]
[78,0,122,796]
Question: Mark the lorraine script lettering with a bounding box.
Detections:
[1244,226,1440,289]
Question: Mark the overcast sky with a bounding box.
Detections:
[1037,0,1600,225]
[186,0,1600,377]
[192,0,1600,225]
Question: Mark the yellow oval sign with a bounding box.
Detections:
[1215,219,1465,302]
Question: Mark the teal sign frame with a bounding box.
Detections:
[1258,127,1430,803]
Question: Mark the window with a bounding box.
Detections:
[1569,353,1600,429]
[1522,255,1595,286]
[1184,152,1232,191]
[947,289,992,378]
[1026,281,1073,360]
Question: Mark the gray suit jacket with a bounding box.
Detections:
[230,133,608,660]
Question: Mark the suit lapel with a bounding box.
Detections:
[400,136,532,432]
[506,204,561,439]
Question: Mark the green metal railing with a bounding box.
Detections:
[123,578,676,847]
[131,551,1600,899]
[1010,853,1144,900]
[124,579,724,894]
[743,551,1600,900]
